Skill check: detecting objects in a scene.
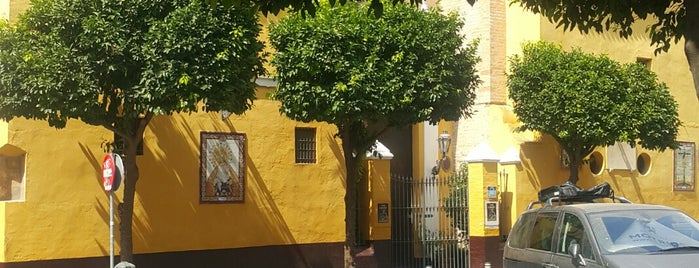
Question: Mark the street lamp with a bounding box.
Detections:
[432,131,452,175]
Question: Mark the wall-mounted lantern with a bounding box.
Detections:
[432,131,452,175]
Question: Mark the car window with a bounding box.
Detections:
[509,212,536,248]
[556,213,595,260]
[528,212,558,251]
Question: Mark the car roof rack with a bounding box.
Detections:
[526,195,632,210]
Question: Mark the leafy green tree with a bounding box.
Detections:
[269,2,480,265]
[211,0,476,17]
[507,41,680,184]
[512,0,699,101]
[0,0,264,263]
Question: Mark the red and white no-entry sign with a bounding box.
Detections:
[102,153,124,268]
[102,154,115,191]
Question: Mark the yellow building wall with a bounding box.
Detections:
[0,202,4,261]
[467,162,499,237]
[0,0,29,23]
[502,10,699,225]
[1,88,346,262]
[539,17,699,217]
[361,159,391,241]
[0,0,6,21]
[442,0,699,233]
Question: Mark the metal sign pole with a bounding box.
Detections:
[110,190,114,268]
[103,153,123,268]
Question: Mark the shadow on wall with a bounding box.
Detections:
[608,170,646,204]
[81,108,347,267]
[136,113,299,250]
[519,134,568,192]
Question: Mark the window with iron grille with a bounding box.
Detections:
[295,128,316,164]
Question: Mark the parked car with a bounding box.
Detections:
[504,193,699,267]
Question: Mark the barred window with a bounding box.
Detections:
[295,128,316,164]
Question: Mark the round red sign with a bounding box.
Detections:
[102,154,115,191]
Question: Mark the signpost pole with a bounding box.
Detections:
[103,153,122,268]
[110,190,114,268]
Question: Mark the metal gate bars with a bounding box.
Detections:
[391,172,469,268]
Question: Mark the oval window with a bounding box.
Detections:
[637,153,651,175]
[589,151,604,175]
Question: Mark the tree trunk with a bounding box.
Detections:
[119,136,140,263]
[685,1,699,99]
[341,132,359,267]
[568,159,581,185]
[116,115,150,264]
[566,147,583,185]
[565,145,594,185]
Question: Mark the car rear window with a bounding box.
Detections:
[509,212,536,248]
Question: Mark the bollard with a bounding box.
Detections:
[484,262,491,268]
[115,261,135,268]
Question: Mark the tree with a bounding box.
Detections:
[0,0,265,263]
[210,0,476,17]
[512,0,699,100]
[268,2,480,266]
[507,41,680,184]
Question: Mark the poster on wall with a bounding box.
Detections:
[378,203,389,223]
[674,141,695,192]
[485,201,499,228]
[200,132,246,203]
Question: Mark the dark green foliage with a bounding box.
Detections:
[212,0,477,18]
[507,41,680,183]
[512,0,684,54]
[269,3,479,263]
[269,2,480,140]
[0,0,265,262]
[511,0,699,106]
[0,0,265,130]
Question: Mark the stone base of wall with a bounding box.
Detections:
[355,240,391,268]
[469,236,503,268]
[0,242,343,268]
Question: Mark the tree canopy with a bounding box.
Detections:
[270,2,479,138]
[512,0,699,99]
[210,0,476,17]
[269,2,480,265]
[507,41,680,184]
[0,0,265,263]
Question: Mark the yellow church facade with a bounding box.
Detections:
[0,0,698,267]
[434,1,699,267]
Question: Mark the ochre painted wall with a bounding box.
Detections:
[0,1,346,262]
[0,202,4,261]
[361,159,391,241]
[441,0,699,235]
[1,89,346,262]
[539,19,699,217]
[501,10,699,226]
[0,0,29,23]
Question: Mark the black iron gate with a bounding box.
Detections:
[391,172,469,268]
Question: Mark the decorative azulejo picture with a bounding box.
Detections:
[200,132,246,203]
[674,141,695,192]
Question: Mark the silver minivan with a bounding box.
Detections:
[504,200,699,268]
